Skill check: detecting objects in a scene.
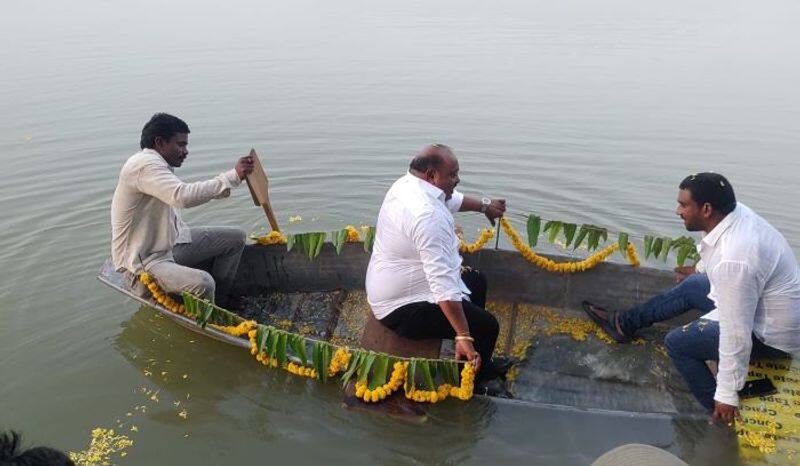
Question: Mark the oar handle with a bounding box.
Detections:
[494,216,502,250]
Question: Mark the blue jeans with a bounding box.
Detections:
[616,273,715,336]
[664,319,789,410]
[618,273,789,410]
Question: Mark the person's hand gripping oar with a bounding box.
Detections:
[484,199,506,249]
[243,148,280,232]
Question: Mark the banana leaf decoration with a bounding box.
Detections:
[256,325,269,353]
[573,225,590,250]
[586,226,607,251]
[287,232,327,260]
[670,236,699,266]
[652,237,664,260]
[362,226,376,252]
[544,220,563,245]
[617,232,629,259]
[405,359,417,392]
[342,350,365,387]
[331,228,348,255]
[526,215,541,248]
[643,235,654,259]
[369,355,389,390]
[562,223,577,248]
[196,301,216,328]
[659,237,672,262]
[275,332,288,366]
[288,334,308,365]
[419,360,436,391]
[357,352,377,385]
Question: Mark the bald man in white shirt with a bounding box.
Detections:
[111,113,254,305]
[366,144,510,394]
[583,173,800,423]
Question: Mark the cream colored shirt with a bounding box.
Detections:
[111,148,241,273]
[698,203,800,406]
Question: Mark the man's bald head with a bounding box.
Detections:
[409,144,455,174]
[408,143,460,200]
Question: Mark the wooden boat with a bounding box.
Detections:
[99,241,799,464]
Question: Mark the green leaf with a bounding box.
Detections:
[440,361,456,385]
[288,334,308,365]
[652,237,663,259]
[275,332,288,366]
[599,228,608,244]
[181,292,197,317]
[660,237,672,262]
[451,361,460,386]
[307,233,317,260]
[286,233,295,252]
[321,343,333,383]
[370,356,389,390]
[197,301,215,328]
[644,235,654,259]
[617,232,629,258]
[405,359,417,392]
[363,227,376,252]
[311,341,322,380]
[256,325,268,353]
[419,361,436,391]
[676,245,691,267]
[587,229,600,251]
[526,215,541,248]
[313,232,326,259]
[358,352,377,385]
[544,221,563,244]
[563,223,577,248]
[341,350,364,387]
[331,229,347,255]
[573,225,589,250]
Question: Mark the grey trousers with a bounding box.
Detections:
[147,227,246,302]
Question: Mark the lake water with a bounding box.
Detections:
[1,0,798,464]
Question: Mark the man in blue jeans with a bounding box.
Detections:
[583,173,800,424]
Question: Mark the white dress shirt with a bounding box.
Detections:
[698,203,800,406]
[366,173,469,319]
[111,148,240,273]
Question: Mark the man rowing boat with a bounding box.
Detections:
[366,143,510,395]
[111,113,254,305]
[583,173,800,423]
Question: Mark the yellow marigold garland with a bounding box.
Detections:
[459,227,495,254]
[345,225,361,242]
[209,320,257,337]
[139,272,187,315]
[328,347,352,376]
[625,242,641,267]
[355,361,407,402]
[253,230,288,245]
[142,272,475,405]
[499,218,640,273]
[405,361,476,403]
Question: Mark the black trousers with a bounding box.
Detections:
[380,269,499,381]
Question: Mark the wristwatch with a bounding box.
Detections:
[480,197,491,213]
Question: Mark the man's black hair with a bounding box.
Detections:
[139,113,190,149]
[0,431,74,466]
[679,172,736,215]
[409,143,451,173]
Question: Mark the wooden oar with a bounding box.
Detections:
[494,216,502,250]
[244,148,280,232]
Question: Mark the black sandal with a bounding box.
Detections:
[581,300,631,344]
